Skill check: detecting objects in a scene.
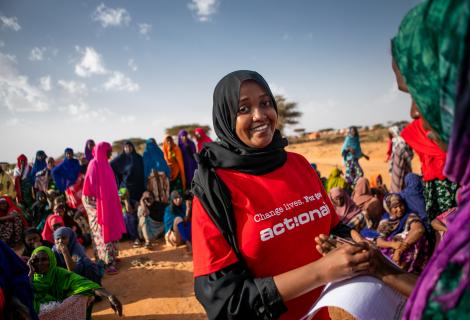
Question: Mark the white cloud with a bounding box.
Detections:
[120,115,136,124]
[92,4,131,28]
[103,71,139,92]
[60,102,114,122]
[0,52,48,112]
[61,102,89,116]
[58,79,87,95]
[128,58,137,72]
[0,15,21,31]
[75,47,106,77]
[29,47,46,61]
[39,75,52,91]
[188,0,219,22]
[138,23,152,36]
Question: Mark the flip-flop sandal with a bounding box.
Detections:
[105,266,119,275]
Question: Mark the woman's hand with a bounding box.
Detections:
[27,255,37,277]
[108,295,123,316]
[392,249,402,265]
[56,243,69,255]
[315,234,337,256]
[317,243,370,284]
[390,241,402,250]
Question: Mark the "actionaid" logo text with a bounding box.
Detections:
[259,203,330,241]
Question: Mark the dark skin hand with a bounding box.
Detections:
[94,288,123,316]
[315,233,417,297]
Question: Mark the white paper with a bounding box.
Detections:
[302,276,406,320]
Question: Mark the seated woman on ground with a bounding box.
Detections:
[30,191,52,231]
[119,187,139,244]
[164,191,191,252]
[0,240,38,320]
[22,228,52,259]
[28,246,122,320]
[376,194,430,274]
[41,206,65,244]
[53,227,103,285]
[0,195,26,245]
[369,174,388,204]
[137,191,165,249]
[329,187,362,225]
[326,167,348,193]
[52,197,91,247]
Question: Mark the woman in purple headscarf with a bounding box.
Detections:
[84,139,95,162]
[177,130,197,188]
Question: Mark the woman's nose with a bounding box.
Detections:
[252,106,267,120]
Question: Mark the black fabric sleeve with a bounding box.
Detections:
[194,262,287,320]
[330,222,353,238]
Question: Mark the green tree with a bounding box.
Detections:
[275,95,302,135]
[165,124,211,137]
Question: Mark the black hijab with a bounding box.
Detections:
[110,141,145,202]
[192,70,287,261]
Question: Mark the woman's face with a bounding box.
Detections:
[144,194,154,206]
[194,131,201,139]
[235,81,277,149]
[65,151,73,160]
[392,57,448,150]
[172,194,183,207]
[166,137,174,147]
[25,233,41,248]
[124,144,134,154]
[181,134,188,143]
[55,234,69,247]
[38,193,47,203]
[390,201,406,219]
[332,194,345,207]
[32,251,50,274]
[55,204,65,216]
[392,58,409,93]
[0,200,8,211]
[87,141,95,149]
[47,157,55,169]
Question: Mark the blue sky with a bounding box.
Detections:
[0,0,420,163]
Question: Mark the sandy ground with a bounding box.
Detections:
[91,135,420,319]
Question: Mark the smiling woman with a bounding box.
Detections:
[191,70,369,320]
[235,80,278,149]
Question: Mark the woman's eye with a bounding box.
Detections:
[238,105,250,114]
[262,100,272,107]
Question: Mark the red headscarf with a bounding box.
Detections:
[41,214,65,243]
[401,118,447,181]
[194,128,213,152]
[0,195,28,227]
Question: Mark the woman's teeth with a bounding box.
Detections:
[251,124,268,132]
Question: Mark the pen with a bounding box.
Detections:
[329,234,357,246]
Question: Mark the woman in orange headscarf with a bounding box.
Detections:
[163,135,186,194]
